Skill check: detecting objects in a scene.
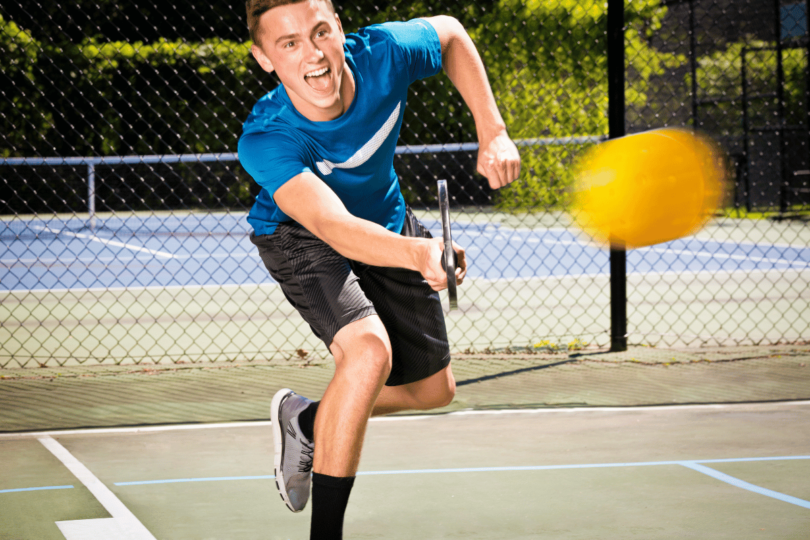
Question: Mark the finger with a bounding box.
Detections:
[488,160,505,190]
[511,156,521,182]
[498,159,512,188]
[425,239,447,291]
[453,243,467,284]
[455,257,466,285]
[506,158,519,184]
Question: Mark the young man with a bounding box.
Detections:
[239,0,520,537]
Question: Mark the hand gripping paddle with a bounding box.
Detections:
[437,179,458,310]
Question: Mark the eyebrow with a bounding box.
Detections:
[274,22,330,45]
[275,33,299,44]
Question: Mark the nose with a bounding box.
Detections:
[303,38,324,61]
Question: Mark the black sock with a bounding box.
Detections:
[310,472,355,540]
[299,401,319,441]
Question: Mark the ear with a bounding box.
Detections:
[251,43,275,74]
[334,13,345,44]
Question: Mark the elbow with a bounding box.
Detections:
[428,15,466,55]
[440,15,466,46]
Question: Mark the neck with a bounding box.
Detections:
[331,61,355,119]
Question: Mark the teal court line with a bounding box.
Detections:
[6,457,808,509]
[0,485,74,494]
[109,455,810,510]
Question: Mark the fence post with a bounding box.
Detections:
[774,0,789,214]
[608,0,627,352]
[688,0,699,127]
[87,162,96,230]
[806,0,810,183]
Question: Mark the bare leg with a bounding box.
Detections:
[371,364,456,416]
[313,315,392,477]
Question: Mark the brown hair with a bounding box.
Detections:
[246,0,336,46]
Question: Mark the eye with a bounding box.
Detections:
[316,29,328,38]
[283,40,295,48]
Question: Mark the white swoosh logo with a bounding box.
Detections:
[316,101,401,176]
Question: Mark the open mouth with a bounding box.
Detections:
[304,67,331,91]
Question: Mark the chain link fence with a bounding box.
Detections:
[1,0,808,370]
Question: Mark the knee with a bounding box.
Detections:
[356,332,392,382]
[434,374,456,408]
[413,368,456,409]
[331,318,392,384]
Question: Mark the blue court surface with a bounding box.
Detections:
[1,213,809,291]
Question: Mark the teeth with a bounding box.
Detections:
[305,67,329,78]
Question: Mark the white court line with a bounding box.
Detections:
[3,401,808,440]
[471,265,810,285]
[637,245,810,268]
[0,280,281,296]
[31,225,175,259]
[2,265,810,296]
[57,518,131,540]
[0,251,256,266]
[534,238,810,268]
[38,436,157,540]
[695,235,810,251]
[6,240,806,268]
[681,461,810,510]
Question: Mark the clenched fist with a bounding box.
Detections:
[477,130,521,189]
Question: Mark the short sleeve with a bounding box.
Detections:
[380,19,442,84]
[238,129,312,200]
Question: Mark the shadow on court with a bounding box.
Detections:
[1,402,809,539]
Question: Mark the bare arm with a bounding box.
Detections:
[423,15,521,188]
[273,172,466,290]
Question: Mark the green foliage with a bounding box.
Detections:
[3,1,796,215]
[693,41,807,133]
[342,0,686,211]
[0,16,50,158]
[475,0,684,211]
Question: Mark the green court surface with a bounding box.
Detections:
[1,402,809,539]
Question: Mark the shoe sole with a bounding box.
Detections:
[271,388,299,513]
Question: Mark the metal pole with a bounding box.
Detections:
[741,47,752,213]
[805,0,810,188]
[689,0,699,127]
[87,163,96,230]
[775,0,789,214]
[608,0,627,352]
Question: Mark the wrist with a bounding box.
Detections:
[477,122,508,146]
[409,238,432,273]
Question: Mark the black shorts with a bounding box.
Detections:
[250,208,450,386]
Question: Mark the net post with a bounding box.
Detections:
[608,0,628,352]
[87,162,96,230]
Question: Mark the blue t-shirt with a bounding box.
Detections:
[238,19,443,237]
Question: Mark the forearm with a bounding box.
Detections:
[310,212,429,271]
[433,16,507,143]
[425,15,520,188]
[273,172,432,271]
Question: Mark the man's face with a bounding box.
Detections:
[252,1,349,122]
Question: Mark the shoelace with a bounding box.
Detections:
[298,439,314,473]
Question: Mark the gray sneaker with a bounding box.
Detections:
[271,388,315,512]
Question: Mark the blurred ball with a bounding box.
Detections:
[573,128,726,249]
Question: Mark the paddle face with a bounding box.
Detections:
[573,128,726,249]
[437,179,458,310]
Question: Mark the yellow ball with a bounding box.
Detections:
[572,128,726,249]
